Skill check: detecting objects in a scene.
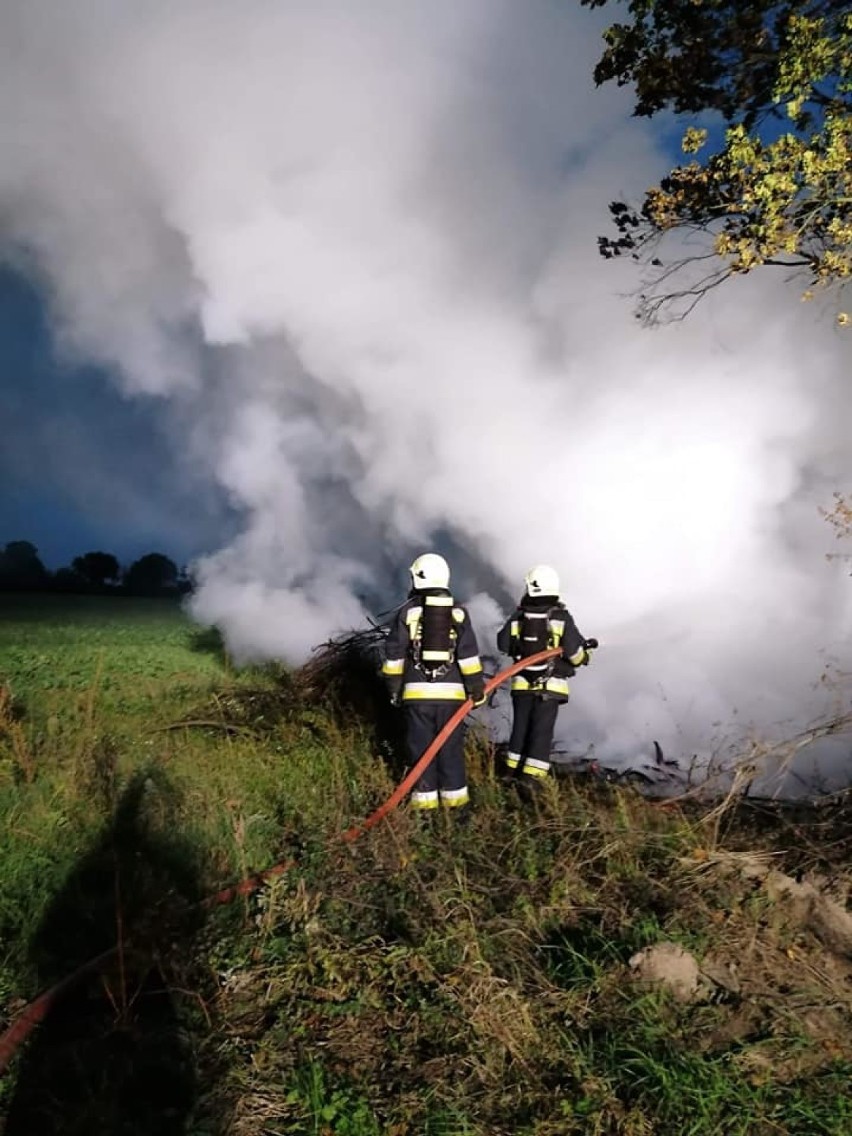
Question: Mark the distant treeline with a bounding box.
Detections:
[0,541,193,598]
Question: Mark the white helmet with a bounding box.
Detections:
[409,552,450,590]
[525,564,559,598]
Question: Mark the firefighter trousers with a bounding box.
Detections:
[506,693,561,779]
[404,702,468,809]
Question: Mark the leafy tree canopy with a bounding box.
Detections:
[581,1,851,323]
[72,551,120,588]
[124,553,179,597]
[0,541,48,589]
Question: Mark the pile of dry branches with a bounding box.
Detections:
[294,625,388,711]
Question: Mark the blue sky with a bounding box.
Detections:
[0,268,235,570]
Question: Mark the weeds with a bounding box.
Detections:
[284,1063,382,1135]
[0,686,34,784]
[0,597,850,1136]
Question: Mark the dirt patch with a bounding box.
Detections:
[628,942,702,1002]
[759,869,852,959]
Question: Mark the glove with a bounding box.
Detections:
[468,681,487,708]
[568,644,593,667]
[386,682,402,706]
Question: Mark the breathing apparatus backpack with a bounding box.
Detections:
[516,606,554,659]
[412,594,457,679]
[513,602,562,692]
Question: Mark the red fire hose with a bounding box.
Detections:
[0,647,561,1074]
[337,646,562,842]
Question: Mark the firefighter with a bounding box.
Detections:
[381,553,486,816]
[497,565,593,786]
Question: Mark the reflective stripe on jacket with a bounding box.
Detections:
[382,590,484,703]
[497,599,586,699]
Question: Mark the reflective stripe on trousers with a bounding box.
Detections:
[508,693,560,770]
[405,702,468,809]
[506,750,551,778]
[411,790,440,810]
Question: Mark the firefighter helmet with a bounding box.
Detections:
[525,564,559,598]
[409,552,450,591]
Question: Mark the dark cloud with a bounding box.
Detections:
[0,269,236,567]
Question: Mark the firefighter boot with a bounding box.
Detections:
[412,808,438,833]
[517,773,547,804]
[451,804,471,829]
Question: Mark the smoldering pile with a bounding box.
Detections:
[165,625,400,752]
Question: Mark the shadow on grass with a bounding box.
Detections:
[189,625,229,666]
[4,773,209,1136]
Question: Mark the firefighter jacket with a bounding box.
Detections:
[381,589,485,704]
[497,596,588,700]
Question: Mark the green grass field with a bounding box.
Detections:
[0,592,227,720]
[0,594,850,1136]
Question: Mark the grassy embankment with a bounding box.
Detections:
[0,593,850,1136]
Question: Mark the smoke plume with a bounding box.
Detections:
[2,0,851,770]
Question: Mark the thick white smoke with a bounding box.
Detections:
[2,0,851,771]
